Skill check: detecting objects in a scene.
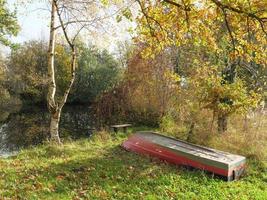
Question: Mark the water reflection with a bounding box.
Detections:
[0,105,95,156]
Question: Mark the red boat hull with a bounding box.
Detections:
[122,132,246,181]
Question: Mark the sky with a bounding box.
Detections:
[4,0,136,54]
[8,0,50,43]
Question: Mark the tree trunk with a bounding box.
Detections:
[217,114,228,133]
[218,61,237,133]
[47,1,56,110]
[50,110,61,143]
[186,122,195,142]
[46,0,78,144]
[47,1,61,143]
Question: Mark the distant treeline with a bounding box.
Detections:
[1,39,266,135]
[0,40,121,106]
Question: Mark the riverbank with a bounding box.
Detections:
[0,130,266,200]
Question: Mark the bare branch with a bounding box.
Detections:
[54,0,74,47]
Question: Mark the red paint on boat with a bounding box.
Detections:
[122,132,246,181]
[123,135,229,176]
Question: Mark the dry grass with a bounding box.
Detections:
[160,109,267,162]
[209,111,267,161]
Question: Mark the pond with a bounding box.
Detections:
[0,104,96,157]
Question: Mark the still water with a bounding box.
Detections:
[0,105,96,157]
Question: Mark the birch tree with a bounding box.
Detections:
[47,0,124,143]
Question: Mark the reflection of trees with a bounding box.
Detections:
[60,105,95,138]
[0,112,9,122]
[0,106,95,153]
[0,104,22,123]
[2,108,49,151]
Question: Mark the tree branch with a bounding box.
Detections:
[136,0,160,43]
[161,0,267,36]
[53,0,77,110]
[222,9,236,53]
[162,0,191,11]
[211,0,267,37]
[54,0,74,48]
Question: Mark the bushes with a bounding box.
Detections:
[160,111,267,162]
[210,112,267,161]
[0,57,22,115]
[160,115,188,139]
[157,64,266,160]
[70,47,122,104]
[5,41,122,105]
[94,46,181,127]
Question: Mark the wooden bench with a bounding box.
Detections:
[110,124,132,133]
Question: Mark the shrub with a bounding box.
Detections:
[210,112,267,161]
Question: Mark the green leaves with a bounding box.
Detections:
[116,14,123,23]
[100,0,109,6]
[70,45,121,103]
[0,0,20,47]
[122,8,133,21]
[194,65,261,115]
[116,8,133,23]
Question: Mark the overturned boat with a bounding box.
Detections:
[122,131,246,181]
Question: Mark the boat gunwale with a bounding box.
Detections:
[133,131,246,168]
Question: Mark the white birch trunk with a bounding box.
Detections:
[47,0,78,144]
[47,0,56,111]
[50,110,61,143]
[47,0,61,144]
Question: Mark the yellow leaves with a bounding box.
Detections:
[131,0,266,121]
[100,0,109,6]
[117,8,133,22]
[164,70,181,83]
[135,0,267,70]
[189,63,262,116]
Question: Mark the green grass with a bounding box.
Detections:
[0,130,266,200]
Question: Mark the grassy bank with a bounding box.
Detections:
[0,130,266,200]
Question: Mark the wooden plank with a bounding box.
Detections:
[111,124,132,133]
[110,124,132,128]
